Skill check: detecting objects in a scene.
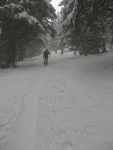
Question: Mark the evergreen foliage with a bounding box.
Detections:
[0,0,56,68]
[60,0,113,55]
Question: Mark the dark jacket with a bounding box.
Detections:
[43,49,51,58]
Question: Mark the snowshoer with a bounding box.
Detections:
[43,48,51,65]
[60,48,64,54]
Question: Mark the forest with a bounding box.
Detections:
[0,0,113,68]
[59,0,113,55]
[0,0,56,68]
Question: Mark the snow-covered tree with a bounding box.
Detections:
[47,12,62,51]
[0,0,56,68]
[60,0,113,55]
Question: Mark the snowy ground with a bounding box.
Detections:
[0,51,113,150]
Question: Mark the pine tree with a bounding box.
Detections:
[60,0,113,55]
[0,0,56,68]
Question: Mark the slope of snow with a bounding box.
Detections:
[0,51,113,150]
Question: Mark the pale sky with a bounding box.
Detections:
[50,0,62,12]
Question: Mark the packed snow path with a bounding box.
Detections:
[0,51,113,150]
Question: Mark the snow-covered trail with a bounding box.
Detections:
[0,52,113,150]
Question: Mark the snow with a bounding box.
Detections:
[10,3,20,9]
[0,3,38,25]
[16,10,38,24]
[0,51,113,150]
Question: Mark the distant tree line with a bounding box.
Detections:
[59,0,113,55]
[0,0,56,68]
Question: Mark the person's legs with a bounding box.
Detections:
[44,57,48,65]
[45,58,48,65]
[44,57,46,65]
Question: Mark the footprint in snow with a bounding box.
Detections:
[59,90,64,93]
[59,141,73,150]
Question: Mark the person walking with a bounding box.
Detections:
[43,48,51,65]
[60,48,64,54]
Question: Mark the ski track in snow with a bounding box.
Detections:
[0,51,113,150]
